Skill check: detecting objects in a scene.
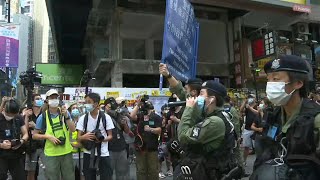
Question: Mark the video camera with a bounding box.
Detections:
[163,97,178,121]
[19,68,42,108]
[139,95,154,115]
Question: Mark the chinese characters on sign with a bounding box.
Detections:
[0,24,20,68]
[161,0,199,83]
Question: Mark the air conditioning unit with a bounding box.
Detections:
[292,23,310,41]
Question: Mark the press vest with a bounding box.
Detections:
[70,131,83,153]
[44,111,73,156]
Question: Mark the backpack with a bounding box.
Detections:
[83,111,108,133]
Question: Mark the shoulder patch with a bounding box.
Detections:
[191,126,201,139]
[191,121,204,139]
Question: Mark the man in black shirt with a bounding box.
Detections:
[25,94,44,180]
[240,96,259,165]
[0,99,28,180]
[130,99,162,180]
[105,97,131,180]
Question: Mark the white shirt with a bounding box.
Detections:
[76,112,114,157]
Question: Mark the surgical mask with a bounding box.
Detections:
[3,113,14,121]
[266,82,295,106]
[48,99,60,108]
[197,96,205,110]
[71,109,80,118]
[84,104,95,113]
[35,99,44,107]
[258,104,265,109]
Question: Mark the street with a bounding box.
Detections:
[34,153,256,180]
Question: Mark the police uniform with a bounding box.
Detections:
[176,81,239,180]
[167,78,203,169]
[251,55,320,180]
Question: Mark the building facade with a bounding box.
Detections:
[46,0,320,90]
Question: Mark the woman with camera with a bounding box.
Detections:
[0,99,28,180]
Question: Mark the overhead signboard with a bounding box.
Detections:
[35,64,84,85]
[0,24,20,68]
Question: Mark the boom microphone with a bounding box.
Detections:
[165,101,186,107]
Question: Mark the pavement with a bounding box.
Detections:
[33,153,256,180]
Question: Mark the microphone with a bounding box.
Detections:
[165,101,186,107]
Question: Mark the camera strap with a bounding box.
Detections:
[89,111,103,169]
[47,111,66,139]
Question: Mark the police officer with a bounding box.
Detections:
[251,55,320,179]
[176,80,239,180]
[159,63,202,101]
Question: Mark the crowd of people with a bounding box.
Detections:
[0,54,319,180]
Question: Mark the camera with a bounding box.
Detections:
[10,139,21,147]
[57,137,66,145]
[19,67,42,108]
[92,129,104,141]
[82,129,104,150]
[139,95,154,115]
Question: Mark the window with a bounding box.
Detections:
[122,39,146,59]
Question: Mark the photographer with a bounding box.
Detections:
[240,95,259,165]
[104,97,131,180]
[76,93,114,180]
[0,99,28,180]
[130,96,162,180]
[33,89,76,180]
[24,94,45,180]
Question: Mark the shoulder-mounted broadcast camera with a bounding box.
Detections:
[139,95,154,116]
[19,68,42,108]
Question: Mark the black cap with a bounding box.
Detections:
[264,55,309,74]
[104,97,117,106]
[185,78,202,85]
[201,80,227,98]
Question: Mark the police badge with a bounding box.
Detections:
[271,59,280,69]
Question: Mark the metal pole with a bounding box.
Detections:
[6,0,11,96]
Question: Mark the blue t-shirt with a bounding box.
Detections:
[36,111,72,131]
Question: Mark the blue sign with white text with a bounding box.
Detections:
[161,0,199,83]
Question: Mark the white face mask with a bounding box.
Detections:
[48,99,60,108]
[266,82,295,106]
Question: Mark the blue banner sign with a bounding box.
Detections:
[160,0,199,86]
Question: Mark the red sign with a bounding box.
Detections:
[293,4,311,13]
[252,39,265,60]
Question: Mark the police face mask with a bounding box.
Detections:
[71,109,80,118]
[48,99,60,108]
[197,96,205,110]
[266,82,295,106]
[35,99,44,107]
